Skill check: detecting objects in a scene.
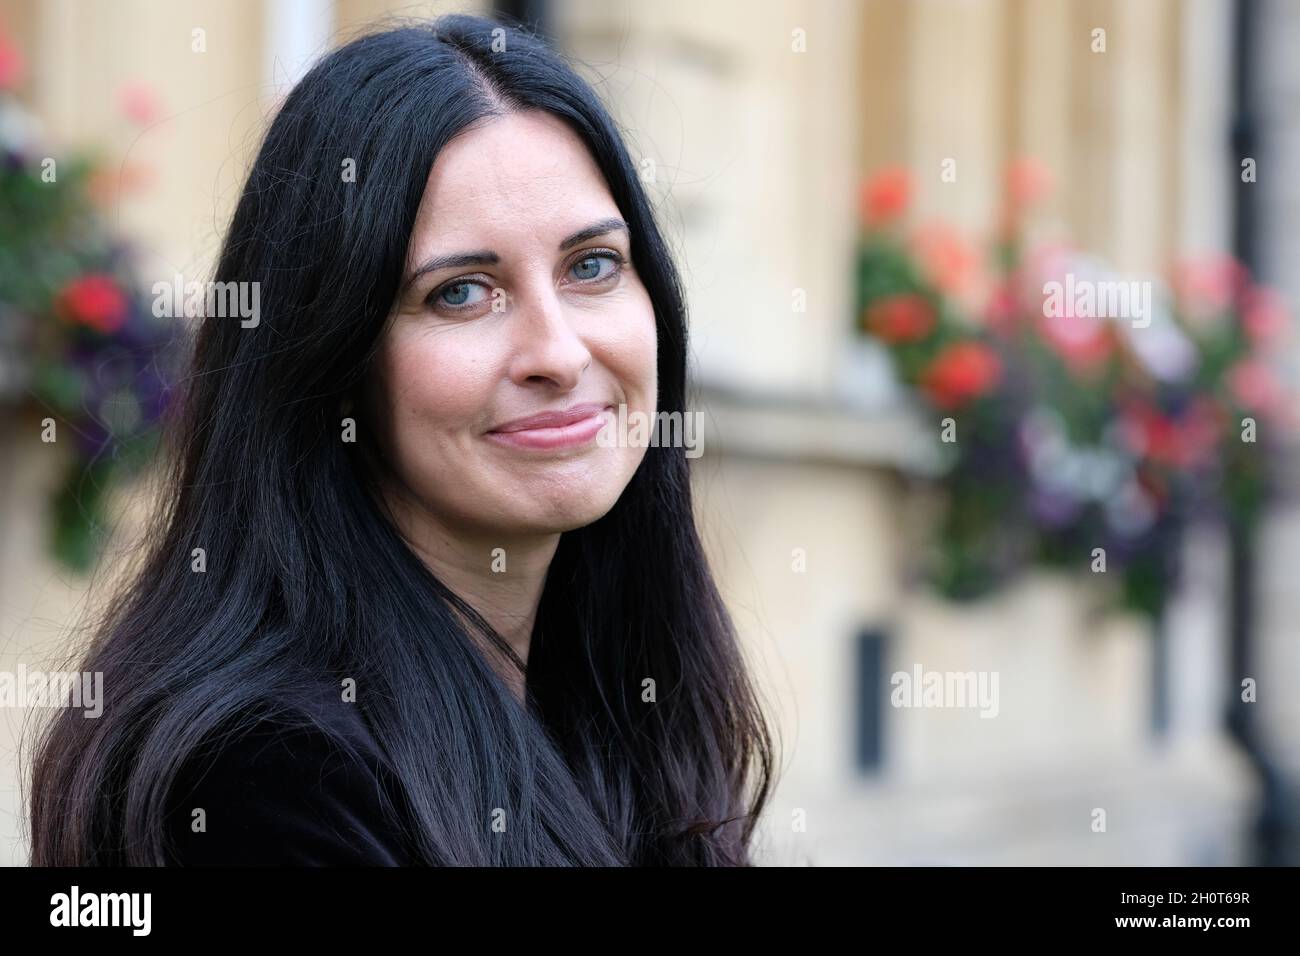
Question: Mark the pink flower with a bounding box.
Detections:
[1241,286,1291,346]
[1177,397,1226,469]
[983,280,1020,335]
[0,30,24,91]
[1172,254,1249,319]
[118,83,161,126]
[1228,358,1288,419]
[1034,282,1116,377]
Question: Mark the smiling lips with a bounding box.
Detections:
[485,402,614,450]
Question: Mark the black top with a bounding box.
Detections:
[163,684,423,865]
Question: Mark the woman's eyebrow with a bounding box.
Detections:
[402,251,499,294]
[558,217,630,250]
[402,218,630,294]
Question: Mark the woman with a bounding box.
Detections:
[28,13,775,866]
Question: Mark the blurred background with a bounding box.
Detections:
[1,0,1298,866]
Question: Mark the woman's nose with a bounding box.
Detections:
[506,284,593,390]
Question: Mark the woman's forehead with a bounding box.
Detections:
[408,112,622,257]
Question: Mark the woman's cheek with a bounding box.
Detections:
[390,330,497,431]
[595,296,657,397]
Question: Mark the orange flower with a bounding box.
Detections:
[860,166,911,226]
[911,222,979,297]
[56,274,128,334]
[999,157,1053,238]
[864,293,936,343]
[1006,157,1053,209]
[919,341,1002,409]
[86,160,155,206]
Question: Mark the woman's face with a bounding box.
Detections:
[370,110,658,540]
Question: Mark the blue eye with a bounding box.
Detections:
[570,252,621,282]
[432,281,488,309]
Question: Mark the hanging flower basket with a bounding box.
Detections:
[0,41,178,571]
[854,160,1295,620]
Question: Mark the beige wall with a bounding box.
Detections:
[859,0,1196,272]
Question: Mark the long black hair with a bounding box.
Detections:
[28,13,776,866]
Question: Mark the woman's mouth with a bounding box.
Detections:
[485,403,614,451]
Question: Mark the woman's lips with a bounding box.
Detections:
[485,404,614,451]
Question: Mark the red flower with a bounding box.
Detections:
[56,274,128,334]
[864,293,936,343]
[1119,399,1224,469]
[919,341,1002,409]
[860,166,911,226]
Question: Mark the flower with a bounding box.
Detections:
[118,83,160,127]
[85,160,155,205]
[56,274,129,334]
[997,158,1053,239]
[0,30,24,91]
[860,166,911,226]
[911,222,979,297]
[1006,157,1053,210]
[1117,398,1223,470]
[1176,397,1227,468]
[919,341,1002,409]
[1241,286,1290,346]
[1031,253,1122,377]
[1172,254,1249,320]
[1228,358,1288,419]
[1037,303,1116,376]
[864,293,936,343]
[983,280,1020,335]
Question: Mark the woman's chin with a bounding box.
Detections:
[499,488,622,535]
